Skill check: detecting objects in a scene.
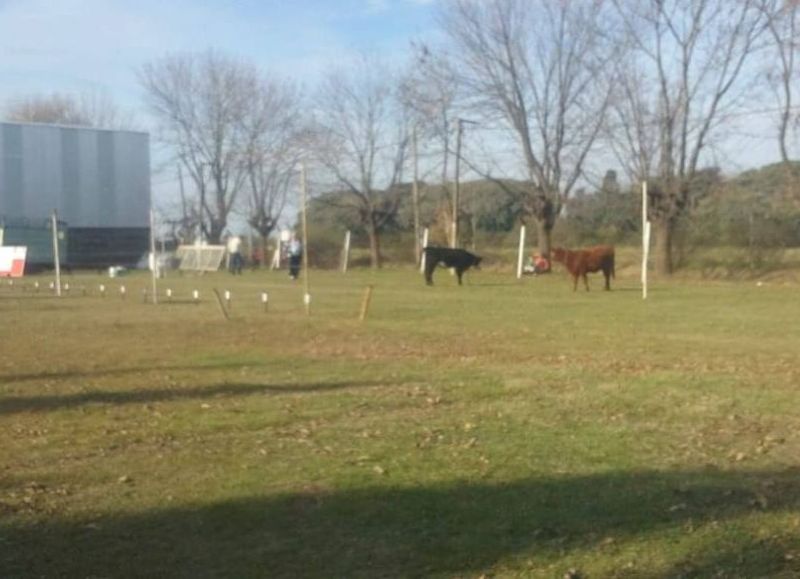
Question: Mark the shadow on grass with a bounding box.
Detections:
[0,380,394,415]
[2,468,799,578]
[0,360,270,384]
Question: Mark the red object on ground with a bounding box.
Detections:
[0,247,27,278]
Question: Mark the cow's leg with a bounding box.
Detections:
[573,274,579,291]
[424,261,436,285]
[456,267,464,285]
[604,269,611,290]
[583,273,590,291]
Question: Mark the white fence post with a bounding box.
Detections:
[270,246,280,270]
[516,225,526,279]
[419,227,429,274]
[341,230,351,273]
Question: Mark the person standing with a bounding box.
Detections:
[227,234,243,275]
[288,235,302,280]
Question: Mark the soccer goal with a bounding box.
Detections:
[175,245,226,272]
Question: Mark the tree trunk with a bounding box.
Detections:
[535,218,552,259]
[366,216,382,269]
[260,235,269,269]
[654,219,674,275]
[470,213,478,251]
[209,220,225,245]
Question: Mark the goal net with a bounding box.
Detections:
[175,245,226,272]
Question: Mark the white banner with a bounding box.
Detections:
[0,246,27,278]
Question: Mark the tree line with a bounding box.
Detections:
[4,0,799,275]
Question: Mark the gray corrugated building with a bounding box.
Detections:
[0,121,150,267]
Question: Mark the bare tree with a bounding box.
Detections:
[761,0,799,163]
[4,91,134,129]
[140,51,257,243]
[240,78,303,262]
[611,0,767,274]
[400,43,460,244]
[311,57,409,269]
[440,0,618,258]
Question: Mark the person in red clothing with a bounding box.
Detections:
[533,254,550,275]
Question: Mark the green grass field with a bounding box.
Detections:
[1,266,799,578]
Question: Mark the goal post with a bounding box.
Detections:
[175,245,226,272]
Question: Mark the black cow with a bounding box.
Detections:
[423,246,482,286]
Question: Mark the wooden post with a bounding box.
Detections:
[51,211,62,297]
[516,225,526,279]
[300,163,311,315]
[341,230,351,273]
[359,285,374,322]
[419,227,429,274]
[212,288,231,321]
[150,208,158,304]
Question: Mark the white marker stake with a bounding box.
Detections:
[419,227,429,274]
[261,291,268,312]
[64,282,70,293]
[34,281,39,293]
[120,285,126,299]
[516,225,526,279]
[166,288,173,302]
[192,289,199,304]
[99,284,106,297]
[303,293,311,315]
[224,290,231,309]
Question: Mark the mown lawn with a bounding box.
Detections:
[1,266,799,578]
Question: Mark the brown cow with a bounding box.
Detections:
[551,245,615,291]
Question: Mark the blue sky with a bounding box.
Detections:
[0,0,438,111]
[0,0,792,209]
[0,0,440,213]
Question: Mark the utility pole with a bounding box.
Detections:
[177,164,188,242]
[149,208,158,304]
[51,210,61,297]
[412,125,421,264]
[452,118,476,248]
[198,163,206,243]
